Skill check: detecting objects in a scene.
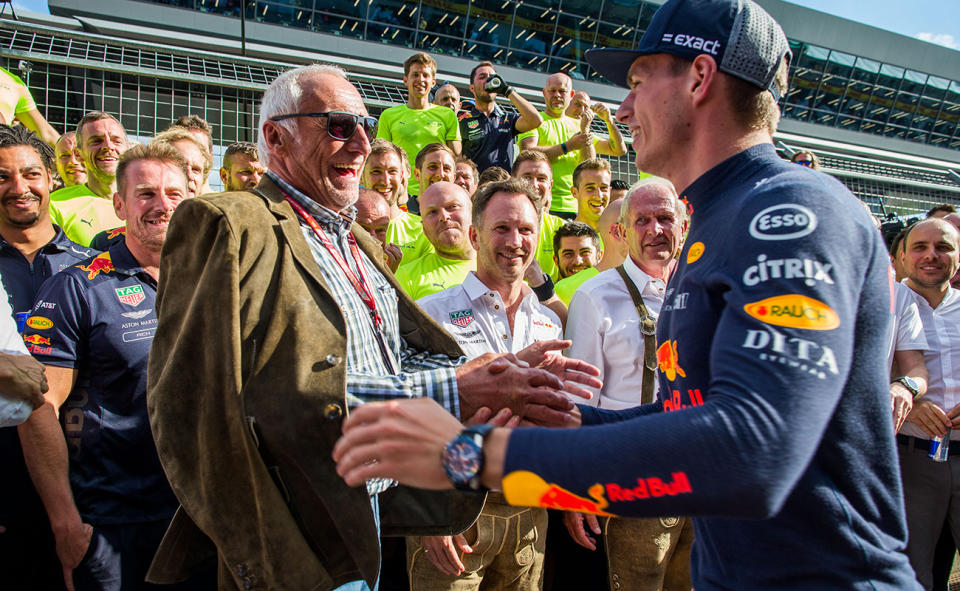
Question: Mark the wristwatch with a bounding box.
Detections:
[442,424,493,491]
[892,376,922,399]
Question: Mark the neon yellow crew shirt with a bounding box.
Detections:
[394,252,476,301]
[49,184,124,247]
[0,67,36,123]
[376,104,461,197]
[536,213,567,282]
[556,267,599,306]
[517,111,586,214]
[387,210,434,266]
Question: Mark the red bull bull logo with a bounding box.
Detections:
[503,471,615,517]
[656,340,686,381]
[79,252,114,280]
[23,334,51,346]
[106,226,126,239]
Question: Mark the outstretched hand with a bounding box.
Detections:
[516,340,601,403]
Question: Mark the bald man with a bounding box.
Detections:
[518,73,625,219]
[356,187,403,271]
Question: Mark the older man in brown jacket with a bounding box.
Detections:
[146,64,595,591]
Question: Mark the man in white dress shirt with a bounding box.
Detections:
[562,176,694,591]
[897,217,960,590]
[411,178,567,590]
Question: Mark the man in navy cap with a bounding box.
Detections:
[333,1,922,589]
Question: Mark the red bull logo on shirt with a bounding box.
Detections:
[23,334,51,346]
[503,471,615,516]
[79,252,114,280]
[106,226,126,239]
[656,340,686,381]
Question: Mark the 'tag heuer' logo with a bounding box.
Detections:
[115,285,146,307]
[656,340,686,381]
[503,471,615,516]
[79,252,114,280]
[743,294,840,330]
[450,309,474,327]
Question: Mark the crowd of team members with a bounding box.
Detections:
[0,37,956,591]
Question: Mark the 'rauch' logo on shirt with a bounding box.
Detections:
[115,285,145,307]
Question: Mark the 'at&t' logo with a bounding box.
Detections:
[743,294,840,330]
[748,204,817,241]
[656,340,685,381]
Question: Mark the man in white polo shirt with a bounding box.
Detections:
[897,217,960,590]
[561,176,693,591]
[411,178,581,591]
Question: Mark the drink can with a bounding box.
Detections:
[929,429,951,462]
[15,312,28,334]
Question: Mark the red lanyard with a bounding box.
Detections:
[283,194,383,329]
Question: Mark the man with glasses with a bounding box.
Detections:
[146,64,595,591]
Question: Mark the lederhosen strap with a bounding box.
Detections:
[615,265,657,405]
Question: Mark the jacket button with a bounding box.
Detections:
[324,403,344,420]
[326,354,342,366]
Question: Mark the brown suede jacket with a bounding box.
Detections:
[146,176,482,590]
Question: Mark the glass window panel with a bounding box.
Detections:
[637,6,655,35]
[419,33,464,56]
[318,0,367,19]
[601,0,644,25]
[369,0,417,29]
[824,51,855,77]
[559,0,594,17]
[554,13,593,61]
[595,20,634,53]
[316,13,366,39]
[420,3,468,39]
[877,64,904,88]
[466,16,508,49]
[510,4,555,61]
[851,57,880,84]
[463,40,500,60]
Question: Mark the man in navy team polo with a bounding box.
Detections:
[18,141,208,591]
[457,61,542,174]
[334,0,922,589]
[0,124,94,591]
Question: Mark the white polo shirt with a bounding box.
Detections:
[564,257,667,410]
[886,281,928,371]
[899,283,960,441]
[0,281,33,427]
[418,271,561,359]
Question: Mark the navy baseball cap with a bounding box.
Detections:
[585,0,791,100]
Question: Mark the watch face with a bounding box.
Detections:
[443,437,481,486]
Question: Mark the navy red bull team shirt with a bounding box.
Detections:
[500,144,919,589]
[0,225,95,533]
[23,238,177,524]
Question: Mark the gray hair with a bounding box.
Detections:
[619,176,686,225]
[257,63,349,167]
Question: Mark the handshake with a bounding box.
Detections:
[333,339,602,490]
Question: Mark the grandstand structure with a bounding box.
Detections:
[1,0,958,215]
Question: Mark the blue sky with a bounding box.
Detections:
[11,0,960,51]
[782,0,960,50]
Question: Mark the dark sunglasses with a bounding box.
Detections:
[794,159,814,167]
[268,111,378,141]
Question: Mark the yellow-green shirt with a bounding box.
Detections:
[49,184,123,247]
[536,213,567,281]
[377,104,461,197]
[388,211,434,267]
[0,67,35,123]
[394,252,475,301]
[517,111,585,214]
[556,267,599,306]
